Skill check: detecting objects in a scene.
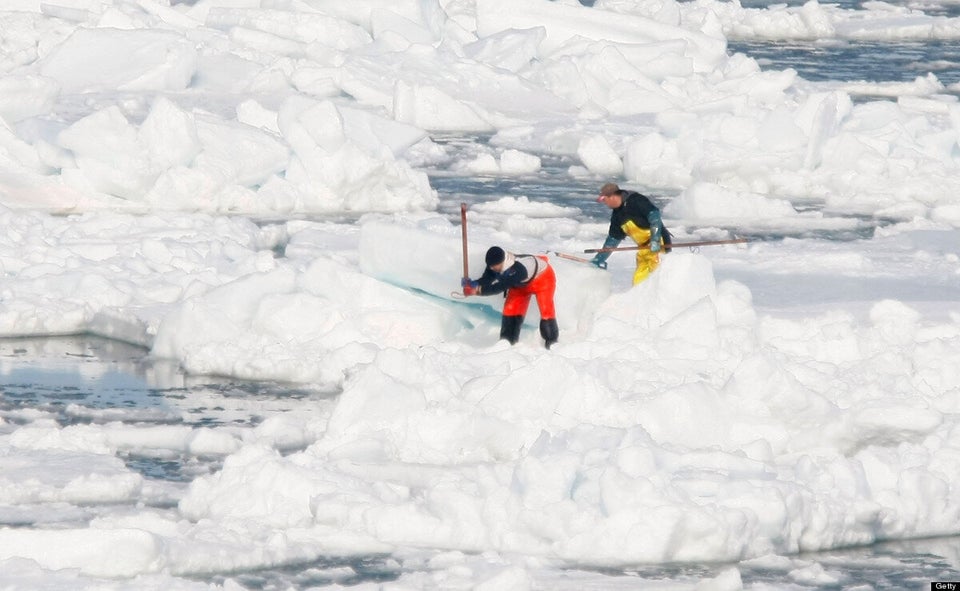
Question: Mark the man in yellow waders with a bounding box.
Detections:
[590,183,671,284]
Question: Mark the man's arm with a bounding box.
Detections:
[647,210,663,252]
[477,264,528,295]
[590,235,622,268]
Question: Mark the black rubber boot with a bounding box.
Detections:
[539,318,559,349]
[500,315,524,345]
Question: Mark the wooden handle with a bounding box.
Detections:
[460,203,469,279]
[584,237,748,253]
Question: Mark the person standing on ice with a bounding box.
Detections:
[461,246,559,349]
[590,182,672,284]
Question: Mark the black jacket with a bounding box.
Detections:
[607,191,659,240]
[477,255,541,296]
[606,191,672,249]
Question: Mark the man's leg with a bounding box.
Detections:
[532,265,558,348]
[500,315,524,344]
[632,238,661,284]
[539,318,559,349]
[501,290,531,345]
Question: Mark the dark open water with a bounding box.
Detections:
[728,37,960,92]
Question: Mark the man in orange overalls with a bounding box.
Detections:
[590,182,671,284]
[461,246,559,348]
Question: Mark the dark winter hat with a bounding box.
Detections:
[485,246,506,266]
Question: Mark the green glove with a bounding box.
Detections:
[592,235,620,268]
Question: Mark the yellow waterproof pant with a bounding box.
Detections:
[622,221,661,285]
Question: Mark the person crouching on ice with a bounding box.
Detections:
[461,246,559,349]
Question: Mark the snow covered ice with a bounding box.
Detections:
[1,0,960,589]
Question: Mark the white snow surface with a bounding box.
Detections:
[1,0,960,588]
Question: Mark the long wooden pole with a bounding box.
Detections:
[584,237,748,254]
[460,203,469,280]
[549,251,592,263]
